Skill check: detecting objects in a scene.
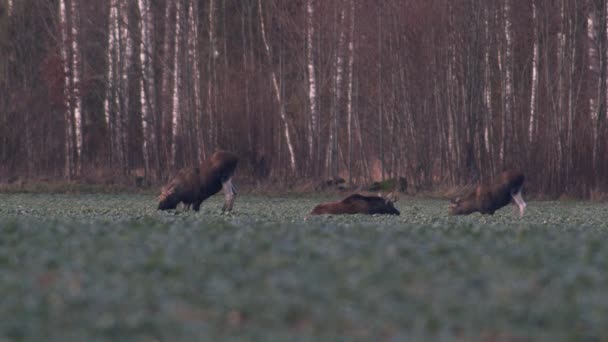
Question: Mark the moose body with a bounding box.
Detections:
[309,194,400,216]
[449,170,526,217]
[158,151,238,212]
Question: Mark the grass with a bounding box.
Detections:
[1,193,607,341]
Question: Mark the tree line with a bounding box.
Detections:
[0,0,607,197]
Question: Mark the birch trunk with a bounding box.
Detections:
[59,0,73,179]
[306,0,319,174]
[529,0,539,143]
[207,0,216,151]
[258,0,297,173]
[589,0,604,184]
[104,0,115,167]
[567,2,579,187]
[171,0,182,170]
[70,0,82,175]
[446,2,457,182]
[160,1,175,170]
[327,3,346,177]
[241,4,252,158]
[605,0,608,123]
[556,0,566,182]
[502,0,513,167]
[346,0,355,185]
[483,5,493,167]
[117,0,129,174]
[138,0,158,179]
[378,5,384,180]
[189,0,204,164]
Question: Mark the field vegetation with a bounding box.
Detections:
[1,193,607,340]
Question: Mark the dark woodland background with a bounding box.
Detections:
[0,0,607,197]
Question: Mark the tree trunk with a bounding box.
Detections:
[346,0,355,185]
[306,0,319,176]
[170,0,183,170]
[529,0,539,144]
[207,0,216,152]
[327,2,346,178]
[257,0,297,173]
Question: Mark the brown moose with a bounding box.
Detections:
[309,193,400,216]
[449,170,527,217]
[158,151,238,213]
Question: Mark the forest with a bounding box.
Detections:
[0,0,607,197]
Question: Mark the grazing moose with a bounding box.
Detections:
[158,151,238,213]
[448,170,526,217]
[309,193,400,216]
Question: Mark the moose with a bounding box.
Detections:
[309,193,400,216]
[158,150,238,213]
[448,170,526,217]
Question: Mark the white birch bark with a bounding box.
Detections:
[59,0,73,178]
[556,0,565,170]
[587,1,601,177]
[258,0,297,172]
[483,5,492,155]
[107,1,122,172]
[378,5,385,180]
[104,0,115,126]
[566,3,577,182]
[138,0,157,177]
[605,0,608,122]
[528,0,539,143]
[588,12,599,110]
[328,4,346,176]
[502,0,513,166]
[138,0,149,174]
[114,0,129,173]
[207,0,216,149]
[104,0,116,172]
[346,0,355,184]
[171,0,182,169]
[241,5,252,155]
[306,0,319,169]
[71,0,82,175]
[446,3,457,178]
[7,0,11,16]
[160,1,174,168]
[188,0,204,164]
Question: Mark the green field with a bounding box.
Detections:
[1,193,608,341]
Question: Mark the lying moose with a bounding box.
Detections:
[158,150,238,213]
[309,192,400,216]
[449,170,526,217]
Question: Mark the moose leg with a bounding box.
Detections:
[511,190,527,217]
[192,200,202,212]
[221,178,236,213]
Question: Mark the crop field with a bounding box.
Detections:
[1,193,608,341]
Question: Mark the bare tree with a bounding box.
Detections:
[346,0,355,185]
[528,0,539,143]
[306,0,319,175]
[257,0,297,173]
[2,0,608,197]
